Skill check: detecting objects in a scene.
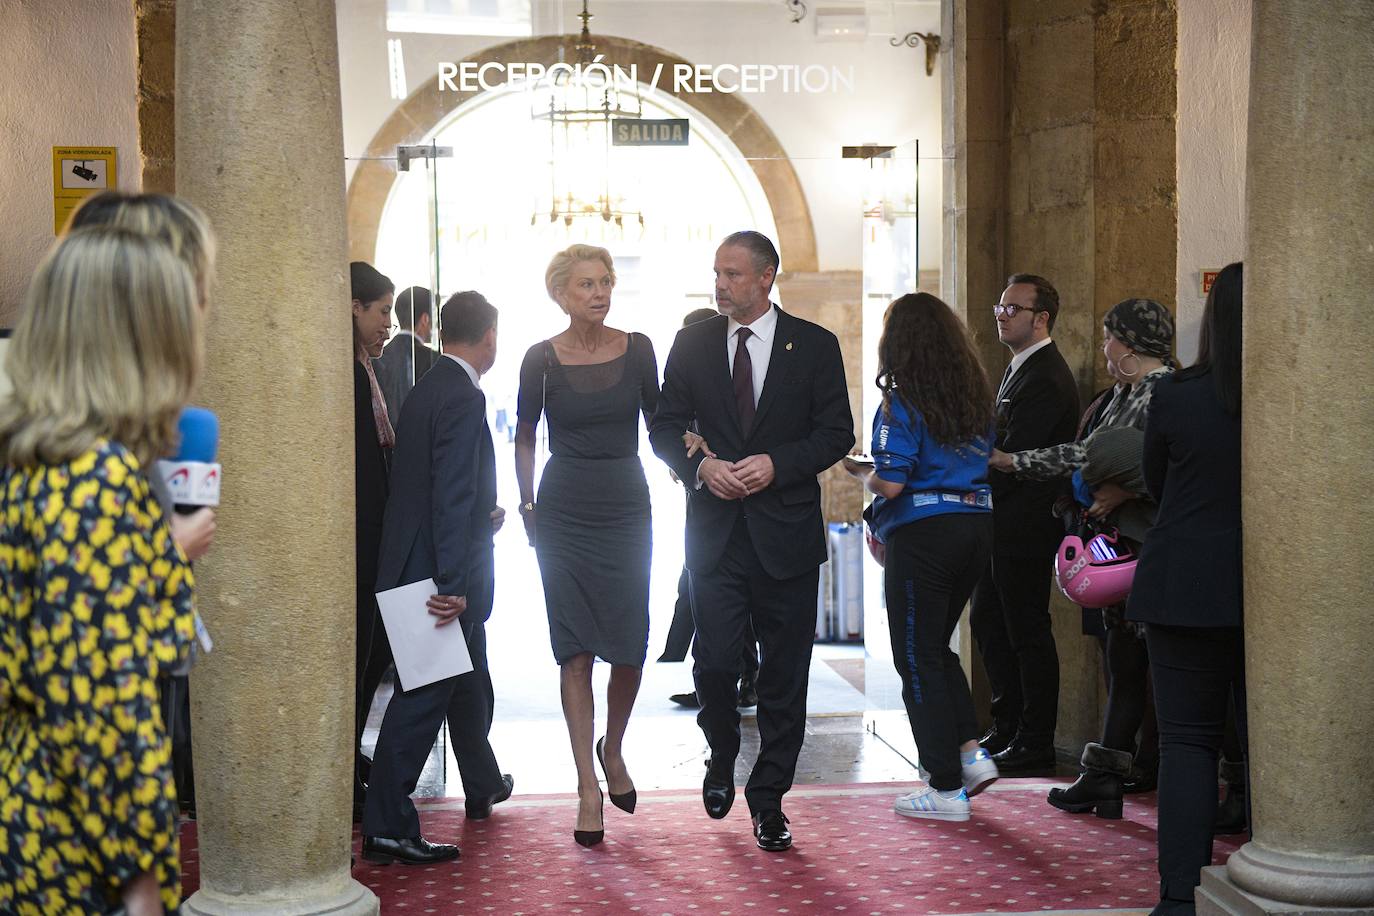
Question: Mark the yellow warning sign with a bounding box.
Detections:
[53,146,117,234]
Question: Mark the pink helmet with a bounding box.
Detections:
[865,526,886,568]
[1054,529,1137,608]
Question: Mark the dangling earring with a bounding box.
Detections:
[1117,351,1141,380]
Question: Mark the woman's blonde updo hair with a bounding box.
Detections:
[0,227,202,468]
[544,244,616,310]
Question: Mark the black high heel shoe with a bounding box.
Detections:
[596,736,637,814]
[574,786,604,847]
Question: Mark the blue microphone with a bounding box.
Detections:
[158,407,221,509]
[175,407,219,464]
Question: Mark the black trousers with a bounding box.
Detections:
[158,674,195,810]
[661,567,760,685]
[355,581,394,792]
[1145,623,1247,912]
[688,515,819,813]
[970,549,1060,745]
[362,602,504,839]
[1102,623,1152,755]
[660,568,697,661]
[885,513,993,790]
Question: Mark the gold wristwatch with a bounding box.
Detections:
[520,501,536,513]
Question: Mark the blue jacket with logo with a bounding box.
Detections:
[867,396,993,542]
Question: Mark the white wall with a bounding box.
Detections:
[0,0,141,324]
[1175,0,1251,365]
[337,0,944,274]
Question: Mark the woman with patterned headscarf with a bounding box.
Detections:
[989,297,1175,820]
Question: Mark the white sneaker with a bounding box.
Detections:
[917,748,1000,797]
[895,786,971,821]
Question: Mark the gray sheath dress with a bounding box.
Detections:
[518,332,659,666]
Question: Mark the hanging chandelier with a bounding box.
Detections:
[532,0,645,228]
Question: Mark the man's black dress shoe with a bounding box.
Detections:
[670,691,701,708]
[991,741,1057,773]
[361,835,460,866]
[979,724,1016,756]
[737,680,758,708]
[702,759,735,819]
[752,810,792,851]
[465,773,515,820]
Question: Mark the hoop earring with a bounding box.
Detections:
[1117,351,1141,380]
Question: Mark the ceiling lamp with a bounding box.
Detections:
[532,0,645,228]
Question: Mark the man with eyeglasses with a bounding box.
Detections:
[970,274,1079,774]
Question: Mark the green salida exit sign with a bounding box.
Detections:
[612,118,690,146]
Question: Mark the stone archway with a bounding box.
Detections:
[346,35,818,273]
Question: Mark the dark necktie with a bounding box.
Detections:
[732,327,756,435]
[996,362,1014,401]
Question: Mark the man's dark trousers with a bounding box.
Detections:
[970,551,1060,744]
[361,574,503,839]
[688,514,818,811]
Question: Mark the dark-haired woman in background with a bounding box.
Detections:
[843,292,997,822]
[1127,263,1245,915]
[350,261,395,818]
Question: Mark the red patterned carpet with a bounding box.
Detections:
[179,781,1241,914]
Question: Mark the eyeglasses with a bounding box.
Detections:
[993,304,1039,318]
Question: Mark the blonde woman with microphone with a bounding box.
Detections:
[0,227,204,914]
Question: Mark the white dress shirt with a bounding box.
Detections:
[696,305,778,488]
[726,304,778,405]
[443,352,481,389]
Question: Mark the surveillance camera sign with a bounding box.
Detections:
[52,146,117,234]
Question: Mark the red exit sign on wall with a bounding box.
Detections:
[1201,269,1222,296]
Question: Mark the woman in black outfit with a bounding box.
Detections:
[515,244,660,845]
[351,261,396,816]
[1127,262,1246,914]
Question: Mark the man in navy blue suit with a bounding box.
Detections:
[361,291,513,865]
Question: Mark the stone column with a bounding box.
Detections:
[176,2,377,913]
[942,0,1008,698]
[941,0,1005,366]
[1198,2,1374,912]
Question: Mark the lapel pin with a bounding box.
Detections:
[785,341,793,351]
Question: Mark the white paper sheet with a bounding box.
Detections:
[375,578,474,691]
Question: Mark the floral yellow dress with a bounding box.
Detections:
[0,440,195,914]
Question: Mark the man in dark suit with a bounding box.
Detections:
[970,273,1080,773]
[361,291,513,866]
[650,231,853,852]
[375,285,439,422]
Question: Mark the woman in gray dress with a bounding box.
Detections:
[515,244,659,846]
